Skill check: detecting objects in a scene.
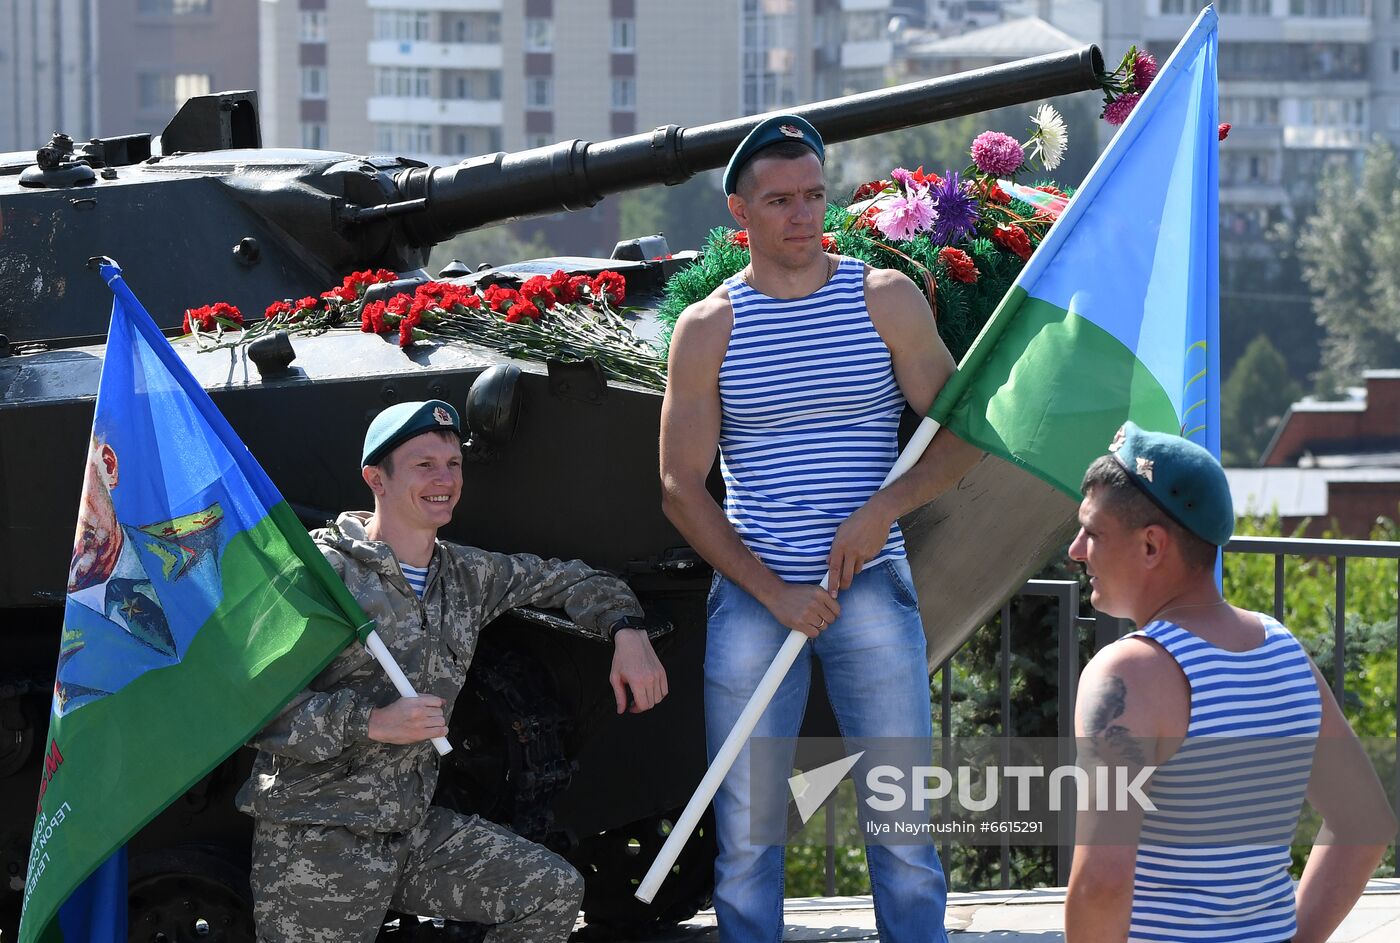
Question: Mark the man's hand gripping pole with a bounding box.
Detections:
[366,629,453,756]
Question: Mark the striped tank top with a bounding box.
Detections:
[718,257,907,582]
[1125,615,1321,943]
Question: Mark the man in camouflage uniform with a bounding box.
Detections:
[237,399,668,943]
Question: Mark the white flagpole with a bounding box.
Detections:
[365,629,453,756]
[636,416,943,903]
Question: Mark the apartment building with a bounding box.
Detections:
[1106,0,1400,241]
[259,0,896,163]
[0,0,257,154]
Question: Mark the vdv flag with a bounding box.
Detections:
[930,6,1221,486]
[20,261,371,943]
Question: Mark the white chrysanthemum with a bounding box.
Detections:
[1030,103,1067,171]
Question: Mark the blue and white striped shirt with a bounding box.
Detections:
[718,257,907,582]
[399,562,429,599]
[1126,615,1321,943]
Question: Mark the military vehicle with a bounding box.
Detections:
[0,45,1101,941]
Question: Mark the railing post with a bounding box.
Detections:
[1000,600,1012,890]
[1334,556,1347,707]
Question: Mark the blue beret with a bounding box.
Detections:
[362,400,461,468]
[1108,421,1234,546]
[723,114,825,196]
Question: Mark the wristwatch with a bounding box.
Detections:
[607,615,648,641]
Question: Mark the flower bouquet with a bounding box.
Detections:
[659,104,1077,363]
[178,267,667,390]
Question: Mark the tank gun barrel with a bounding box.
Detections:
[394,44,1104,248]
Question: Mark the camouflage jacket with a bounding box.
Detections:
[236,511,642,834]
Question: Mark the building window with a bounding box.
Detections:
[374,124,435,155]
[526,77,553,109]
[610,18,635,52]
[301,67,327,100]
[138,0,210,14]
[1394,47,1400,73]
[373,10,432,42]
[452,71,502,101]
[454,12,501,43]
[611,77,636,110]
[375,67,433,98]
[524,18,553,52]
[299,11,327,43]
[301,122,328,149]
[528,133,551,148]
[138,72,211,110]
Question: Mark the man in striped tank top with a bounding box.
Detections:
[1064,423,1393,943]
[660,115,982,942]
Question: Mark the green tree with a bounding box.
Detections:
[614,170,734,255]
[1296,138,1400,393]
[427,221,555,276]
[1221,334,1301,466]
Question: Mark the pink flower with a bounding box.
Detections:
[1133,52,1158,91]
[1104,93,1141,126]
[873,193,935,241]
[970,131,1024,176]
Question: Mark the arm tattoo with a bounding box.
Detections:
[1084,675,1148,766]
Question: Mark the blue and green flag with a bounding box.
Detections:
[20,261,371,942]
[931,6,1221,485]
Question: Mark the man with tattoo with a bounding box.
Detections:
[1063,422,1392,943]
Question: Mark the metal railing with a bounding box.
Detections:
[817,534,1400,893]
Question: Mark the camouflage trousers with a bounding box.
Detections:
[251,805,583,943]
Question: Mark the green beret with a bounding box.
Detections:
[362,400,461,468]
[723,114,825,196]
[1108,421,1234,546]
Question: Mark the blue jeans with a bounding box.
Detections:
[704,558,949,943]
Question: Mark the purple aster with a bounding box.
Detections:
[874,193,935,242]
[1132,52,1158,91]
[929,172,979,245]
[970,131,1024,176]
[1103,93,1142,126]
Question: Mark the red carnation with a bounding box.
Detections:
[520,275,555,309]
[265,300,293,321]
[851,180,889,202]
[360,299,388,334]
[182,302,244,333]
[981,182,1011,205]
[821,233,837,252]
[909,166,942,188]
[398,308,423,348]
[505,299,541,323]
[730,230,750,248]
[938,247,979,284]
[591,270,626,306]
[1218,122,1231,141]
[209,302,243,326]
[322,285,357,303]
[548,269,580,304]
[991,224,1033,261]
[483,285,520,312]
[1035,184,1067,198]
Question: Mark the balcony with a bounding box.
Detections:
[840,39,892,71]
[366,96,502,126]
[1284,124,1368,149]
[368,39,502,70]
[367,0,500,10]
